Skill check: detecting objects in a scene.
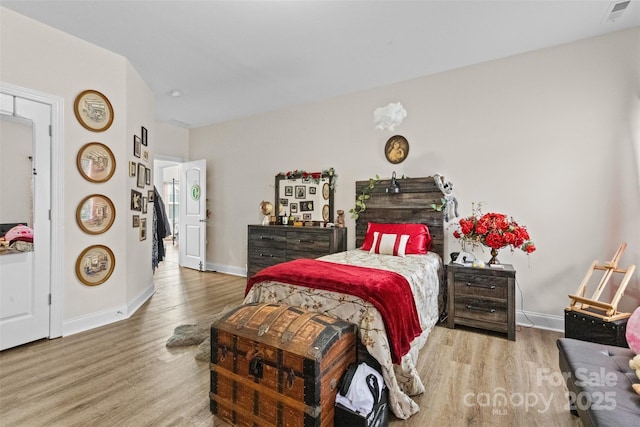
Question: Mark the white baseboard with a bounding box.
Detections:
[63,305,129,336]
[206,262,246,277]
[63,282,155,337]
[517,310,564,332]
[128,282,155,314]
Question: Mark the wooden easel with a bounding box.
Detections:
[567,243,636,322]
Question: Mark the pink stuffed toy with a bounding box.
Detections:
[627,306,640,354]
[627,306,640,395]
[4,224,33,243]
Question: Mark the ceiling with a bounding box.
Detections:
[2,1,638,128]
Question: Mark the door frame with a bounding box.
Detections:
[1,82,64,339]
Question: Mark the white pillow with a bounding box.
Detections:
[369,232,410,257]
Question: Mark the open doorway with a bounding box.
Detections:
[153,157,208,272]
[153,159,181,247]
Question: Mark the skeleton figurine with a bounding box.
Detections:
[434,174,459,222]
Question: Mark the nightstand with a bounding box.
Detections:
[447,263,516,341]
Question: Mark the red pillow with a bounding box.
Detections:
[361,223,431,254]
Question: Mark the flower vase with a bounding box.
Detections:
[487,248,500,265]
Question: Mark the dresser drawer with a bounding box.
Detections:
[454,296,508,324]
[247,225,347,281]
[247,254,286,277]
[248,230,287,247]
[286,231,331,254]
[453,272,508,300]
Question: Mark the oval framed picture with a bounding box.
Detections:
[384,135,409,164]
[74,89,114,132]
[76,142,116,183]
[322,182,330,200]
[75,245,115,286]
[76,194,116,235]
[322,204,330,222]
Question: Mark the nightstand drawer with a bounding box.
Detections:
[453,273,508,299]
[454,296,507,324]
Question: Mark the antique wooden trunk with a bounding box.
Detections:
[564,309,629,348]
[210,303,357,427]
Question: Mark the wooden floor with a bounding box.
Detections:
[0,246,582,427]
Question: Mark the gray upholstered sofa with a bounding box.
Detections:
[557,338,640,426]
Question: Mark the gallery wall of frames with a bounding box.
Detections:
[73,89,151,286]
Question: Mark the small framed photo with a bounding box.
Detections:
[131,189,142,211]
[309,187,316,195]
[129,161,136,177]
[140,218,147,241]
[132,215,140,228]
[285,186,293,197]
[303,213,312,221]
[279,198,288,207]
[143,150,149,162]
[142,197,148,214]
[290,203,298,213]
[141,126,148,146]
[133,135,141,158]
[300,201,314,212]
[145,167,151,185]
[137,163,146,188]
[148,190,154,203]
[295,185,306,199]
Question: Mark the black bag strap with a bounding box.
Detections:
[366,373,380,405]
[338,362,381,405]
[338,362,358,396]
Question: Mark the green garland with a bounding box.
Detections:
[277,167,337,190]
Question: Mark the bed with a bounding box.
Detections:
[243,176,446,419]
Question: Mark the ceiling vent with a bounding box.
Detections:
[602,1,631,23]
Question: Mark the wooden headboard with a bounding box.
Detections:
[354,176,446,261]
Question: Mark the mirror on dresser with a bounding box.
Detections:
[274,169,336,224]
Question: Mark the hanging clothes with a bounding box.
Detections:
[152,186,171,272]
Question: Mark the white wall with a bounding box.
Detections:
[190,28,640,329]
[0,7,155,333]
[155,122,189,161]
[125,62,155,309]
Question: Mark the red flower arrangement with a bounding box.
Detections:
[452,203,536,254]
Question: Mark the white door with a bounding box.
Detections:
[0,97,51,351]
[179,160,207,271]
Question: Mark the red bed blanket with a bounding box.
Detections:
[245,258,422,363]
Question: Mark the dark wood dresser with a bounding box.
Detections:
[247,225,347,279]
[447,263,516,340]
